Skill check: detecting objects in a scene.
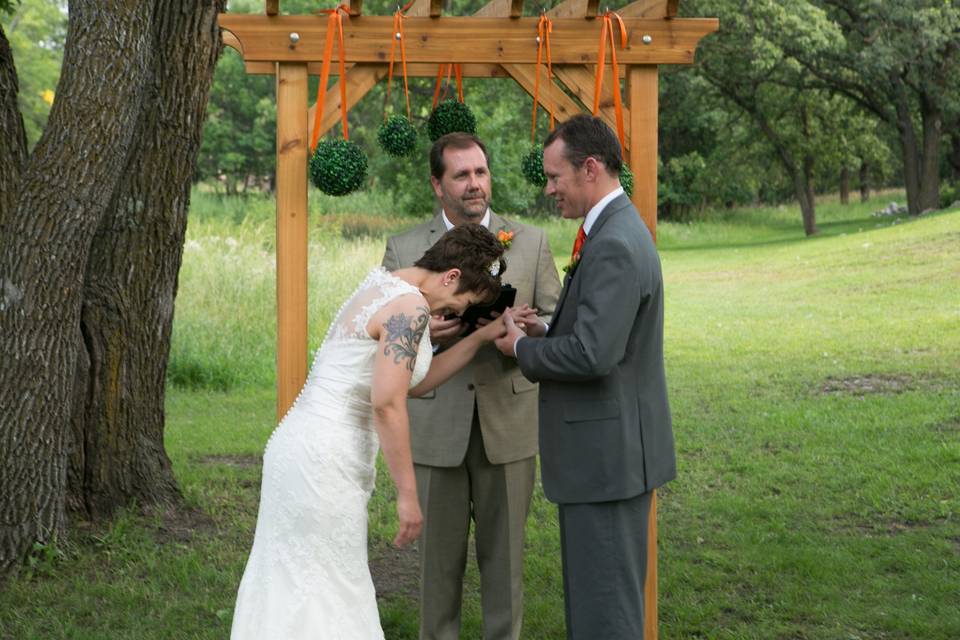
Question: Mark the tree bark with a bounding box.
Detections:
[0,24,27,222]
[0,1,154,577]
[918,97,942,213]
[892,81,923,216]
[839,166,850,205]
[797,153,818,236]
[859,160,870,202]
[68,1,226,517]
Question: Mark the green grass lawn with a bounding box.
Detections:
[1,192,958,639]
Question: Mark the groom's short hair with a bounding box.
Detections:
[544,115,622,176]
[430,133,490,180]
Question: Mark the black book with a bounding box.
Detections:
[458,284,517,333]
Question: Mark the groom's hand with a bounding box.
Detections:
[509,304,546,337]
[494,312,526,358]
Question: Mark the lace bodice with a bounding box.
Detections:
[280,268,432,434]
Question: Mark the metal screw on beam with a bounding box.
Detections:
[642,34,653,45]
[396,32,402,40]
[289,32,300,46]
[536,36,541,44]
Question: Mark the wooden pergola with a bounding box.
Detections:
[220,1,716,636]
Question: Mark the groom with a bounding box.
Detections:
[495,115,676,639]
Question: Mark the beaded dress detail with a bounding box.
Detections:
[231,267,432,639]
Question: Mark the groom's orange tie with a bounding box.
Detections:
[570,223,587,262]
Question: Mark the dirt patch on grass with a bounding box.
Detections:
[820,374,915,396]
[831,515,932,538]
[145,504,219,544]
[369,541,420,600]
[933,416,960,435]
[195,453,261,468]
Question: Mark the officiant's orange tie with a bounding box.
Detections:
[571,223,587,262]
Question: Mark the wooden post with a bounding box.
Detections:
[626,63,659,639]
[275,62,309,420]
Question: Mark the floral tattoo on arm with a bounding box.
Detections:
[383,306,431,371]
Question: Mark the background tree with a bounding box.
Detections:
[786,0,960,216]
[0,0,224,576]
[692,0,852,235]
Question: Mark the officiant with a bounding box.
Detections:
[382,132,561,640]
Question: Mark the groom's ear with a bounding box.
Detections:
[430,175,443,199]
[582,156,602,182]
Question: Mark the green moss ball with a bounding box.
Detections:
[521,145,547,188]
[377,114,418,157]
[309,139,368,196]
[620,163,633,198]
[427,100,477,141]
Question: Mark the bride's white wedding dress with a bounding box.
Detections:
[231,267,432,639]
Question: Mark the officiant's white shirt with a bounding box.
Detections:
[442,209,491,230]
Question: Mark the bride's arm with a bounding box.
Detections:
[368,295,430,548]
[408,314,506,397]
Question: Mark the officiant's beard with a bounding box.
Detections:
[440,190,489,225]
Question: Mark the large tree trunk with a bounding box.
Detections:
[839,165,850,205]
[797,154,818,236]
[68,1,226,517]
[0,24,28,220]
[859,160,870,203]
[917,97,942,213]
[893,85,923,216]
[0,2,154,577]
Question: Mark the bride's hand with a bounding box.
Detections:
[473,313,507,342]
[394,491,423,548]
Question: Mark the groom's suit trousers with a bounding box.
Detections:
[559,491,652,640]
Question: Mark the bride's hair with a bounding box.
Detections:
[415,224,506,304]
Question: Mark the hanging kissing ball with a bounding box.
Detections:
[521,145,547,188]
[619,163,634,198]
[377,114,418,157]
[309,139,368,196]
[427,99,477,142]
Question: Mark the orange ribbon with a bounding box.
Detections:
[531,13,555,141]
[385,1,414,120]
[593,11,627,149]
[310,4,351,151]
[432,63,465,108]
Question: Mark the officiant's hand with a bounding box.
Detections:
[430,315,465,348]
[494,311,526,358]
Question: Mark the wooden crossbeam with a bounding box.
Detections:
[219,15,718,65]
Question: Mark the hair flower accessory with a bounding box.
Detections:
[488,260,501,277]
[497,229,515,249]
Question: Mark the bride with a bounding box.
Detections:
[231,224,509,639]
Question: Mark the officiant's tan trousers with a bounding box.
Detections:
[415,415,535,640]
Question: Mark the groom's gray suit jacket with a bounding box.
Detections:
[516,194,675,504]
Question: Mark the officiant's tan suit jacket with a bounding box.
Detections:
[383,212,562,466]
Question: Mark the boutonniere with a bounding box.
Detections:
[497,229,515,249]
[563,252,581,274]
